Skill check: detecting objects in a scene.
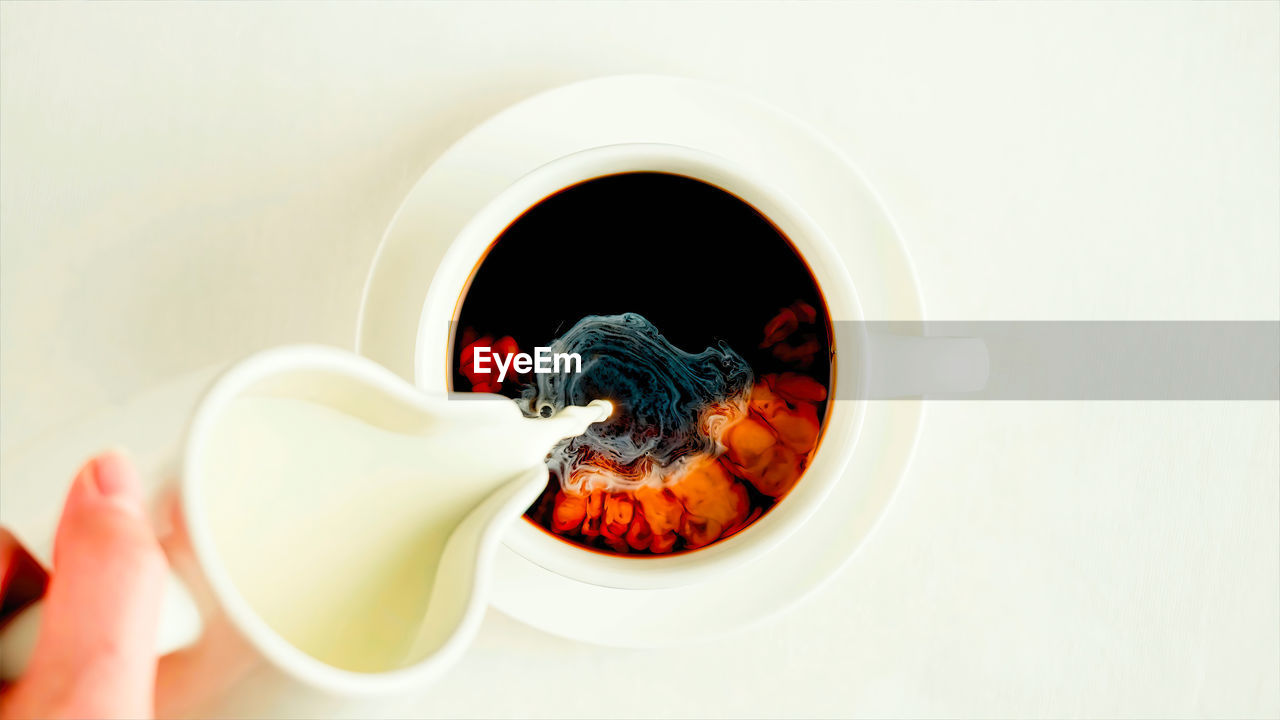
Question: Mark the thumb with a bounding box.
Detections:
[6,450,166,719]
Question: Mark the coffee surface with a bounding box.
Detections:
[453,172,833,555]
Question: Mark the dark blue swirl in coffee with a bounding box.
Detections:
[523,313,753,492]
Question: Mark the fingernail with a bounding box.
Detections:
[90,448,141,500]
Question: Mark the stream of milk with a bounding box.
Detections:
[199,394,606,672]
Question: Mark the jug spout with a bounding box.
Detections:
[525,399,613,445]
[395,400,611,669]
[400,465,550,668]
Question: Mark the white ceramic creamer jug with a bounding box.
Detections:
[0,345,610,695]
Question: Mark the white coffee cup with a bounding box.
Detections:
[416,142,987,590]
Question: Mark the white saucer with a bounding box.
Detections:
[356,75,926,648]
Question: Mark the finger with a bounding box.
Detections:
[155,490,214,614]
[10,450,167,719]
[155,612,259,720]
[153,489,259,719]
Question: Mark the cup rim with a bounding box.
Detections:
[415,142,868,589]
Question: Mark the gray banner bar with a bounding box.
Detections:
[839,321,1280,400]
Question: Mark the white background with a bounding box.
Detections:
[2,2,1278,718]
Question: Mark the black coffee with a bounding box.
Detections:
[451,172,833,555]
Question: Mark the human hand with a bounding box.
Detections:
[0,451,257,719]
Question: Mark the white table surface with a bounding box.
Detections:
[2,2,1277,718]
